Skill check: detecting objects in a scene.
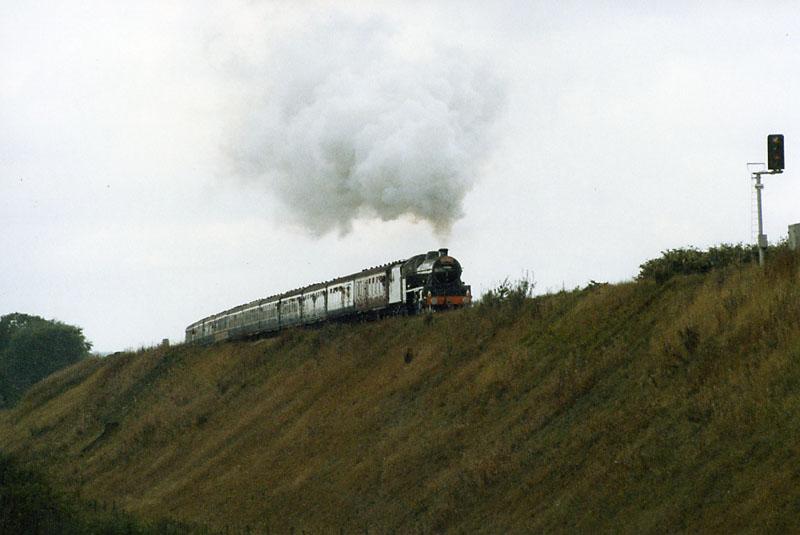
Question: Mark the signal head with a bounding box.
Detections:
[767,134,785,171]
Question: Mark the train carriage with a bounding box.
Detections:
[326,278,354,318]
[301,283,327,323]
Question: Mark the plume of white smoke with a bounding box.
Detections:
[230,17,505,236]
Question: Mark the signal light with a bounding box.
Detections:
[767,134,784,171]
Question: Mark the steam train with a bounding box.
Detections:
[185,249,471,344]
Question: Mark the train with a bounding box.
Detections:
[185,248,471,344]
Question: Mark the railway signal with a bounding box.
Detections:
[768,134,785,171]
[748,134,785,266]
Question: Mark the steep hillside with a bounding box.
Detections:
[2,254,800,533]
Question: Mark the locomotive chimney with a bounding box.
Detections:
[438,248,448,257]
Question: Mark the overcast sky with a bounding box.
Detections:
[2,1,799,352]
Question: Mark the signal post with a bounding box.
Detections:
[750,134,784,266]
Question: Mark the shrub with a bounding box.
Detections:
[637,244,759,283]
[480,273,536,309]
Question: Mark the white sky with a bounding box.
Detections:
[2,1,799,352]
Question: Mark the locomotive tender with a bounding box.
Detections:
[185,248,471,344]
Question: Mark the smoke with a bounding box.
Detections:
[229,16,505,236]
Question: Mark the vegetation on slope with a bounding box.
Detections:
[1,247,800,532]
[0,313,92,408]
[636,243,761,283]
[0,452,200,534]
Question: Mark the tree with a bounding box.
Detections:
[0,313,92,408]
[0,372,11,408]
[0,313,47,354]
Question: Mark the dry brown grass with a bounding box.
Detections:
[2,253,800,532]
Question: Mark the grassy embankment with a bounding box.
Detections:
[2,249,800,532]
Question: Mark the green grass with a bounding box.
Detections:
[1,249,800,532]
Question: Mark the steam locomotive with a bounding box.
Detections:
[185,248,471,344]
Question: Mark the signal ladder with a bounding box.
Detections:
[750,184,758,243]
[747,162,766,244]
